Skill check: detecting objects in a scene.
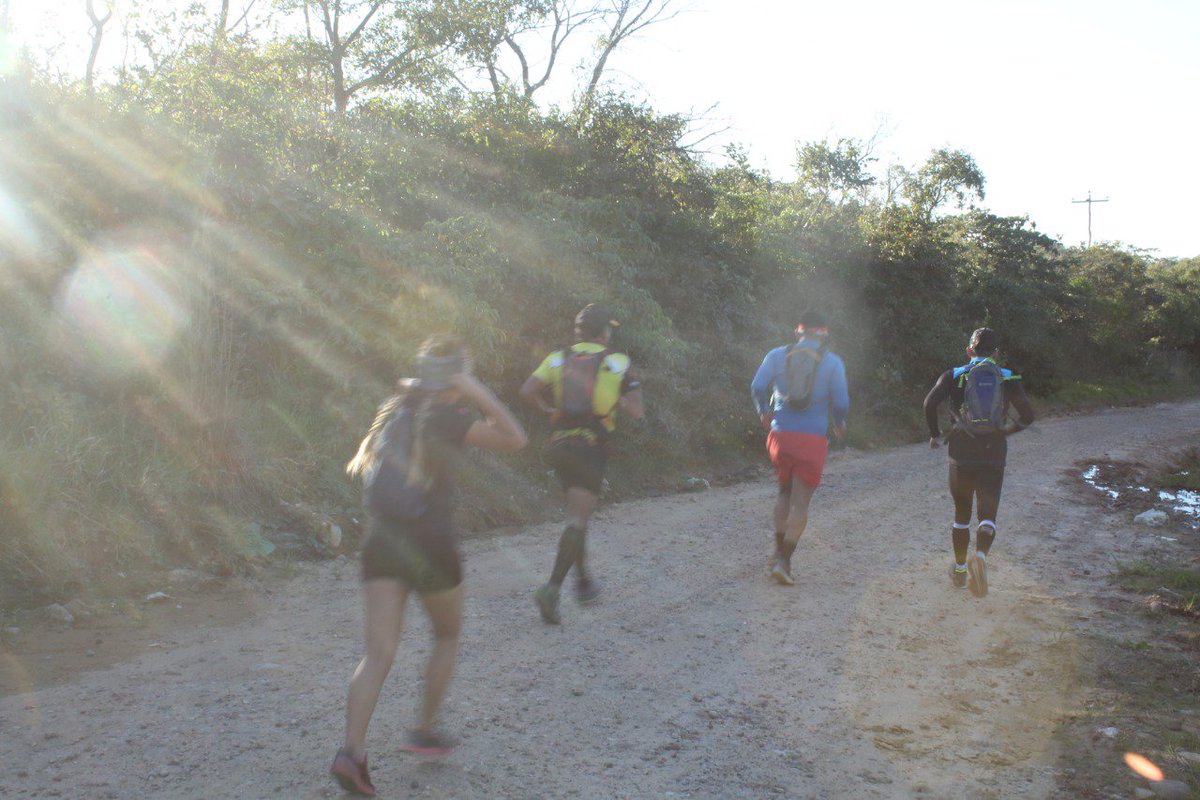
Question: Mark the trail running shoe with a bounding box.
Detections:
[770,554,795,586]
[400,728,457,757]
[575,575,602,605]
[967,553,988,597]
[330,749,375,796]
[949,563,968,589]
[533,583,561,624]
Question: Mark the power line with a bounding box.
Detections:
[1071,190,1109,247]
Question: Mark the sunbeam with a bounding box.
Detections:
[54,232,191,377]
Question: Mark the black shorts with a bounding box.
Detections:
[360,514,462,592]
[547,437,607,494]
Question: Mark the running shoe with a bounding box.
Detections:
[949,563,968,589]
[575,575,602,605]
[533,583,561,624]
[330,749,375,796]
[967,553,988,597]
[770,554,795,586]
[400,728,457,757]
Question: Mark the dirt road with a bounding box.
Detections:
[3,400,1199,799]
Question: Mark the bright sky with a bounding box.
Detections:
[604,0,1200,257]
[8,0,1199,257]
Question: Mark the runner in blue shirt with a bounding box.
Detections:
[751,312,850,585]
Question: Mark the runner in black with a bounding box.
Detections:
[519,304,643,624]
[923,328,1034,597]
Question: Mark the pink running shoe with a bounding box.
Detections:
[399,729,457,757]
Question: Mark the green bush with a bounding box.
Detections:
[1,48,1198,605]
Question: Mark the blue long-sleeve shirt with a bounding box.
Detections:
[751,340,850,435]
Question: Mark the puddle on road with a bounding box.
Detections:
[1158,487,1200,517]
[1081,463,1200,529]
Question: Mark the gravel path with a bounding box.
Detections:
[3,400,1198,799]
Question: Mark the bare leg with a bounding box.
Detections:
[782,476,817,549]
[773,484,790,547]
[344,579,409,759]
[415,584,463,731]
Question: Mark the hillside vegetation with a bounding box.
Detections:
[2,33,1199,605]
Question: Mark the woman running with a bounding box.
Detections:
[331,336,527,796]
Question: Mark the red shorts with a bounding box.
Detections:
[767,430,828,488]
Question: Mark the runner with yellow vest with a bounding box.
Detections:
[519,304,644,624]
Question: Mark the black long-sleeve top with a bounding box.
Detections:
[923,362,1035,468]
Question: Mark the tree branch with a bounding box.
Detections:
[503,33,532,95]
[581,0,678,113]
[342,0,386,49]
[345,42,452,96]
[85,0,115,91]
[227,0,260,34]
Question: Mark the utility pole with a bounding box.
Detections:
[1071,190,1109,247]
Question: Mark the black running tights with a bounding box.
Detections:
[948,464,1004,527]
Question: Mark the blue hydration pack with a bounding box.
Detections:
[957,360,1007,436]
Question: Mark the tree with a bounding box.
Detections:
[85,0,115,93]
[119,4,214,85]
[467,0,676,108]
[901,148,985,220]
[213,0,262,49]
[478,0,598,101]
[579,0,677,116]
[795,137,876,206]
[1061,244,1153,367]
[278,0,500,112]
[1147,256,1200,357]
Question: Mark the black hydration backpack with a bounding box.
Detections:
[364,406,429,520]
[781,342,826,410]
[956,360,1007,436]
[556,347,610,427]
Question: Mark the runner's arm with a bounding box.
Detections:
[830,357,849,436]
[617,369,644,419]
[618,388,644,419]
[456,375,528,452]
[750,350,778,416]
[1003,379,1035,435]
[924,372,952,443]
[518,374,555,416]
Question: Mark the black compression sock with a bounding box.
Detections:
[575,531,589,580]
[549,525,584,586]
[952,526,970,565]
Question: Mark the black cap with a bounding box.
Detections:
[970,327,999,355]
[796,310,829,334]
[574,304,620,338]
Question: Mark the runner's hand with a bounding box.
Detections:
[929,436,941,449]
